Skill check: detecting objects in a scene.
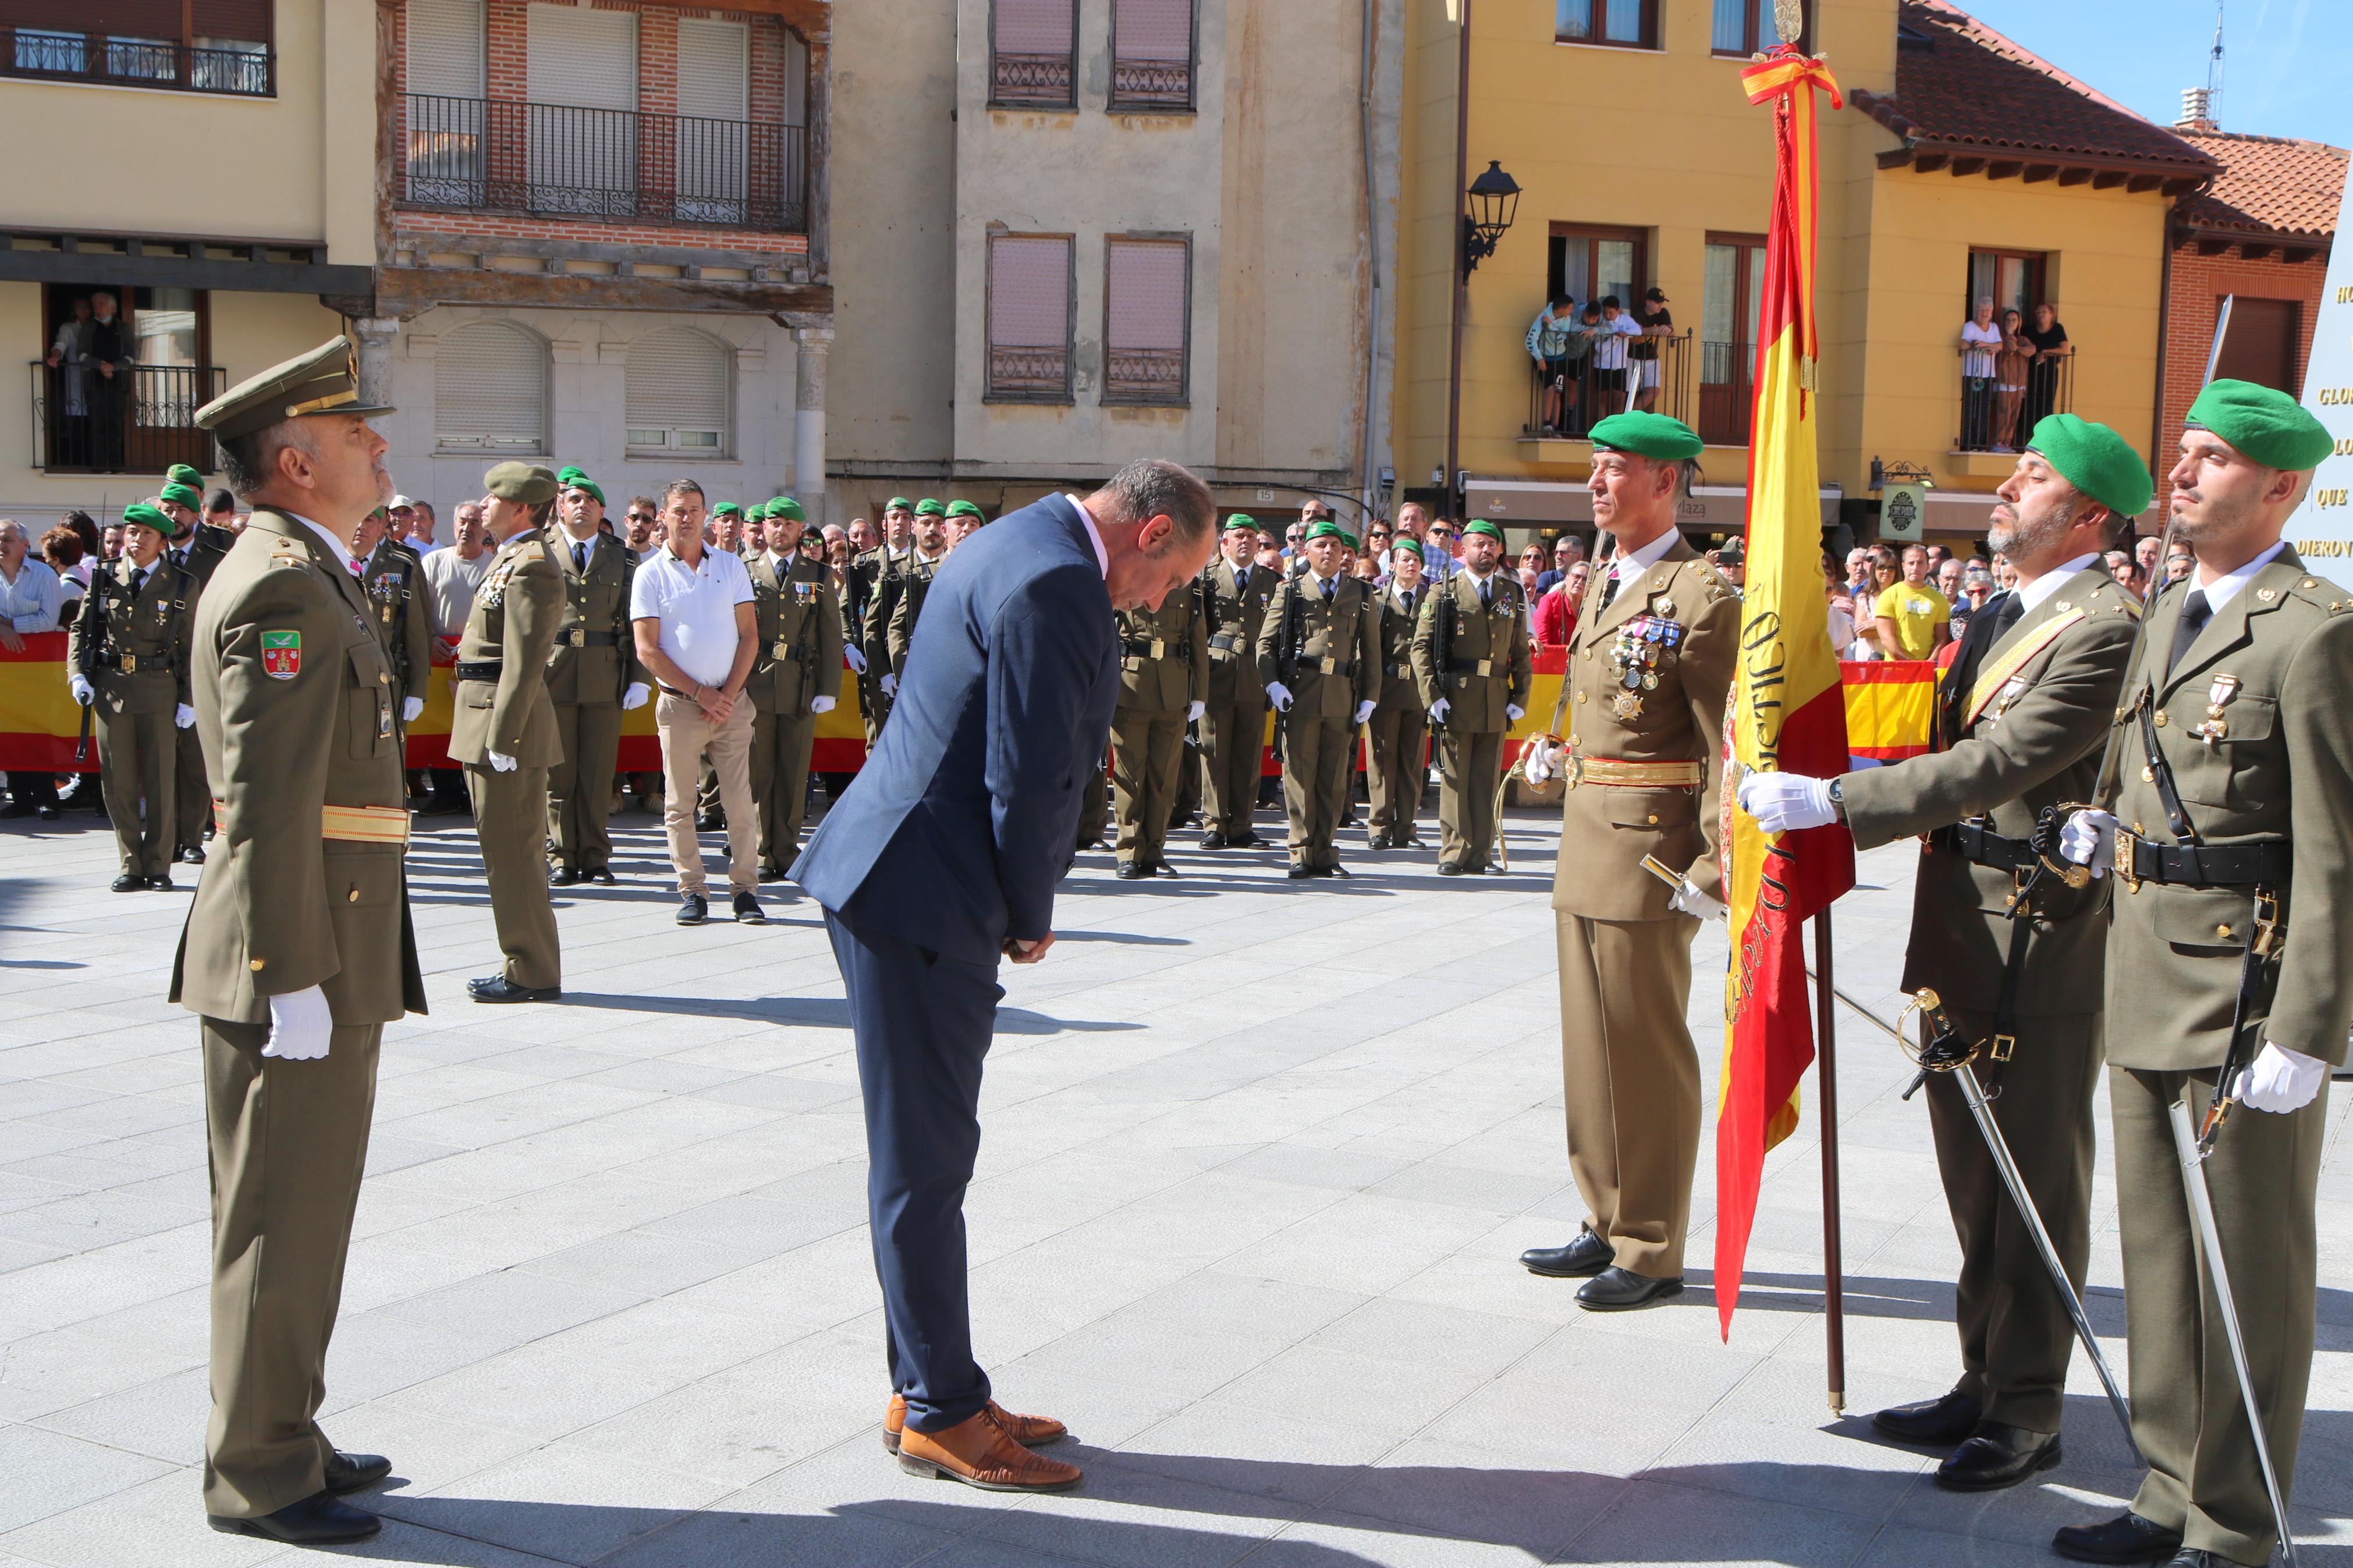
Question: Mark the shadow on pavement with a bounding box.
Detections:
[556,992,1144,1034]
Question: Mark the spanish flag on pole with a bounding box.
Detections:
[1716,41,1852,1339]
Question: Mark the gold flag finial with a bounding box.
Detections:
[1773,0,1804,44]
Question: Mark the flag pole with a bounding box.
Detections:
[1813,907,1846,1414]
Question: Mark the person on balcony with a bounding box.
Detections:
[1992,306,2032,453]
[1959,297,2003,451]
[1630,287,1674,414]
[2021,303,2071,432]
[1525,294,1578,435]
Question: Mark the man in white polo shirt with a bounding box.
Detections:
[629,479,762,926]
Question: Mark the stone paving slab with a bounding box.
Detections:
[1,798,2348,1567]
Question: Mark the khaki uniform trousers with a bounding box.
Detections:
[1556,910,1702,1278]
[548,700,623,873]
[2113,1066,2326,1566]
[201,1016,379,1518]
[1280,711,1351,870]
[1112,706,1185,867]
[861,671,892,749]
[656,691,756,896]
[1366,705,1426,838]
[1201,698,1265,838]
[466,761,560,990]
[1437,728,1504,869]
[98,707,176,879]
[751,707,818,873]
[1076,750,1109,848]
[175,721,211,854]
[1922,1004,2102,1432]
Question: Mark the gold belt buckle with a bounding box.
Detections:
[120,653,137,673]
[567,628,585,648]
[772,639,790,659]
[1151,639,1167,658]
[1320,656,1337,675]
[1564,755,1586,790]
[2114,829,2141,894]
[1476,658,1493,678]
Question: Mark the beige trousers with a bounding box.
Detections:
[656,691,755,895]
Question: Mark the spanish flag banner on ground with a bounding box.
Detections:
[1718,41,1853,1342]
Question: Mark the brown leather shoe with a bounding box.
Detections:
[883,1392,1067,1452]
[895,1407,1081,1492]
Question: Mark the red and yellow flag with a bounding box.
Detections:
[1717,45,1853,1339]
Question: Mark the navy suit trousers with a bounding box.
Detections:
[825,909,1004,1432]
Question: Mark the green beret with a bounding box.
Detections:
[1303,518,1348,545]
[121,502,171,533]
[1463,519,1506,544]
[2185,379,2332,472]
[1588,410,1704,461]
[157,482,203,509]
[772,497,807,522]
[1225,512,1258,532]
[914,498,946,517]
[885,495,913,512]
[165,464,203,490]
[1390,539,1425,562]
[195,335,393,444]
[748,501,773,522]
[945,499,982,520]
[556,465,605,506]
[2025,414,2153,518]
[484,461,558,504]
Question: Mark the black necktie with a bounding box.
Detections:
[1598,569,1620,610]
[2167,589,2213,680]
[1479,577,1492,608]
[1321,577,1334,602]
[574,542,588,575]
[1400,590,1414,618]
[130,567,146,595]
[1942,590,2024,744]
[1234,567,1248,598]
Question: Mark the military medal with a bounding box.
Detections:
[2195,674,2241,745]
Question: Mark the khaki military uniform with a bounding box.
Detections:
[1550,538,1737,1278]
[168,510,425,1519]
[166,523,234,857]
[1362,579,1431,846]
[2096,550,2352,1566]
[1414,570,1532,870]
[746,549,843,874]
[449,532,563,990]
[1200,560,1279,842]
[1255,569,1378,870]
[1837,565,2137,1434]
[69,552,194,880]
[544,530,643,876]
[1110,591,1208,871]
[843,547,899,746]
[885,550,949,678]
[360,538,432,711]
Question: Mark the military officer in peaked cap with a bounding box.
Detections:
[1516,410,1738,1310]
[1744,414,2149,1491]
[2054,382,2348,1568]
[450,461,566,1002]
[173,336,424,1546]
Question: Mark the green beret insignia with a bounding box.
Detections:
[1588,410,1704,461]
[1463,519,1506,544]
[914,498,947,517]
[2025,414,2153,518]
[1303,518,1348,545]
[2185,379,2333,472]
[945,500,982,520]
[1224,512,1258,532]
[165,464,203,490]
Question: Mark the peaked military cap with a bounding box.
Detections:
[484,462,558,504]
[2026,414,2154,519]
[1588,410,1704,461]
[2185,379,2333,472]
[195,335,393,443]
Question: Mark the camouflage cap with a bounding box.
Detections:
[194,335,393,444]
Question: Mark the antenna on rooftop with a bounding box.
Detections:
[2208,0,2224,119]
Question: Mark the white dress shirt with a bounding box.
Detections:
[2011,552,2102,617]
[2191,539,2288,616]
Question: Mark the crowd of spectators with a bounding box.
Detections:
[1525,287,1677,436]
[1959,297,2072,453]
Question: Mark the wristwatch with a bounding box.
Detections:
[1826,777,1848,822]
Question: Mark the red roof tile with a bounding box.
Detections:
[2175,131,2345,240]
[1852,1,2216,179]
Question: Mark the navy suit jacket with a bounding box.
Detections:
[792,493,1117,965]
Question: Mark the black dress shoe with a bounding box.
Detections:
[1199,831,1228,849]
[149,875,175,893]
[1149,861,1176,877]
[209,1489,380,1545]
[1116,862,1148,879]
[1935,1421,2060,1491]
[1871,1388,1982,1446]
[550,867,581,887]
[324,1450,392,1494]
[37,805,59,820]
[758,865,788,883]
[469,975,559,1004]
[1231,831,1265,848]
[111,873,146,892]
[732,891,766,925]
[1521,1228,1614,1278]
[2159,1552,2232,1567]
[587,867,616,886]
[1368,833,1392,851]
[1575,1267,1684,1311]
[677,893,709,925]
[1436,862,1465,876]
[178,845,206,865]
[2053,1513,2186,1565]
[1287,864,1313,879]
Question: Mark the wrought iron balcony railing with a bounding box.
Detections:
[1102,346,1186,404]
[986,346,1072,402]
[400,94,808,234]
[991,51,1076,109]
[1957,350,2074,454]
[2,27,272,95]
[30,362,225,475]
[1108,58,1193,111]
[1522,329,1694,440]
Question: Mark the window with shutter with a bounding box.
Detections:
[1110,0,1193,110]
[525,3,638,216]
[1103,237,1190,404]
[2214,297,2302,394]
[986,235,1074,403]
[675,19,749,225]
[991,0,1074,109]
[404,0,485,204]
[435,322,548,455]
[626,330,733,455]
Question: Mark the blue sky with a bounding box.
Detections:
[1958,0,2349,148]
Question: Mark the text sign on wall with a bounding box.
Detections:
[2287,170,2353,563]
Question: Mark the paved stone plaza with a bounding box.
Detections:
[1,799,2347,1567]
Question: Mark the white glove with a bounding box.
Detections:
[174,703,196,730]
[1737,771,1837,833]
[1187,700,1206,723]
[622,681,651,711]
[1521,737,1561,785]
[1667,876,1728,922]
[811,695,836,714]
[1265,682,1293,712]
[261,984,332,1062]
[401,696,424,724]
[487,749,517,773]
[843,645,868,675]
[2237,1041,2327,1114]
[879,673,898,698]
[2059,808,2117,878]
[1506,703,1525,723]
[1354,699,1377,726]
[1428,696,1451,723]
[70,674,94,706]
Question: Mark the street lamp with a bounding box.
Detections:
[1462,161,1520,275]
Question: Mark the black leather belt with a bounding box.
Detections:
[106,652,172,673]
[1122,637,1175,659]
[1930,820,2032,871]
[1390,660,1415,680]
[2120,834,2291,888]
[1209,633,1241,652]
[560,630,619,648]
[455,661,503,682]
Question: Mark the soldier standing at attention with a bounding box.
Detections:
[176,336,423,1546]
[1198,514,1278,849]
[353,506,432,741]
[1257,517,1378,878]
[1365,540,1431,850]
[546,466,648,887]
[1110,556,1208,878]
[885,499,952,680]
[1514,411,1737,1310]
[711,502,747,557]
[840,498,905,747]
[746,496,843,880]
[155,476,231,865]
[1413,518,1532,874]
[1742,414,2148,1491]
[449,463,565,1003]
[69,501,195,891]
[2054,383,2348,1568]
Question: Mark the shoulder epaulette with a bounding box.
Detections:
[2284,572,2353,614]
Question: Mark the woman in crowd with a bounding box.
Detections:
[2021,301,2071,429]
[1822,549,1857,657]
[1855,545,1900,658]
[1991,307,2032,452]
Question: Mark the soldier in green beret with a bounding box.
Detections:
[69,500,196,890]
[884,499,952,681]
[1363,539,1431,849]
[151,479,237,862]
[1412,518,1531,872]
[1257,516,1379,875]
[744,494,842,877]
[842,499,911,748]
[1197,514,1280,848]
[2053,382,2347,1568]
[710,501,748,557]
[546,467,647,886]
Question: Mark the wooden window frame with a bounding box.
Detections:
[988,0,1077,112]
[1547,221,1651,309]
[1710,0,1812,58]
[1107,0,1196,114]
[1100,232,1193,408]
[1965,246,2049,319]
[1553,0,1658,51]
[984,231,1076,406]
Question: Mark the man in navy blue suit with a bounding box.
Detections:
[793,459,1217,1492]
